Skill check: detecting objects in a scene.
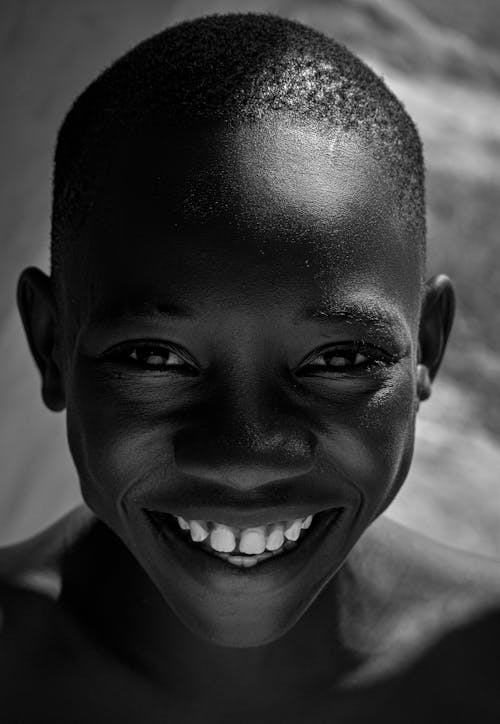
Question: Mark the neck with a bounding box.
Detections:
[59,521,386,707]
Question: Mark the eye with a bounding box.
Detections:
[129,346,185,369]
[105,342,197,373]
[298,342,395,376]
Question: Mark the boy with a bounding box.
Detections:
[1,12,499,723]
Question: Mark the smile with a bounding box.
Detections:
[148,510,331,568]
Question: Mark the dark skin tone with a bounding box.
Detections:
[2,117,500,722]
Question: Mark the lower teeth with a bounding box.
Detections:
[213,541,298,567]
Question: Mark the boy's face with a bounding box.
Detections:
[26,118,439,646]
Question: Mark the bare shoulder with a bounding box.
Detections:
[0,512,137,724]
[378,515,500,598]
[362,515,500,640]
[0,505,98,672]
[360,518,500,721]
[0,505,96,602]
[340,515,500,698]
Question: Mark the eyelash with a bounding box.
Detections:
[103,340,396,376]
[104,342,198,374]
[298,342,397,376]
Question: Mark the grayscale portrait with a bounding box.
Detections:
[1,2,499,722]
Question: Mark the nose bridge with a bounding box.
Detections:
[174,370,315,489]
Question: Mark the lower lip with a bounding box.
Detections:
[145,506,345,591]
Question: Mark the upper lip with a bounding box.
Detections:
[145,503,340,529]
[142,479,346,529]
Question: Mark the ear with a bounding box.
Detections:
[416,274,456,403]
[17,267,66,411]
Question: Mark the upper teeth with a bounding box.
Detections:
[175,515,313,554]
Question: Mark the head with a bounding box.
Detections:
[18,13,454,647]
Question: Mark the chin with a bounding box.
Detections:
[166,590,314,648]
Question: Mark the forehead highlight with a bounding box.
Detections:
[86,117,405,259]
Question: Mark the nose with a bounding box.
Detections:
[174,384,315,492]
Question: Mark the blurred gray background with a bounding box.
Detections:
[1,0,499,556]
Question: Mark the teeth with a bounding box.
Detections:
[225,555,259,568]
[189,520,209,542]
[209,524,236,553]
[284,519,302,541]
[239,527,267,555]
[265,524,285,551]
[177,516,190,530]
[302,515,313,530]
[174,514,315,559]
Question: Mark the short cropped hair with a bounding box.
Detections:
[51,12,425,294]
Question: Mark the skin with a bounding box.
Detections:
[2,117,499,722]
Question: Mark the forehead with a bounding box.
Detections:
[71,118,421,332]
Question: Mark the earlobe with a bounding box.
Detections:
[417,274,456,402]
[17,267,66,412]
[416,363,432,402]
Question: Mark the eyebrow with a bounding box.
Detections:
[299,299,410,344]
[85,300,196,329]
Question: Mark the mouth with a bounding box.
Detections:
[146,507,343,569]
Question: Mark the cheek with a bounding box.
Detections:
[65,370,175,525]
[319,368,417,505]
